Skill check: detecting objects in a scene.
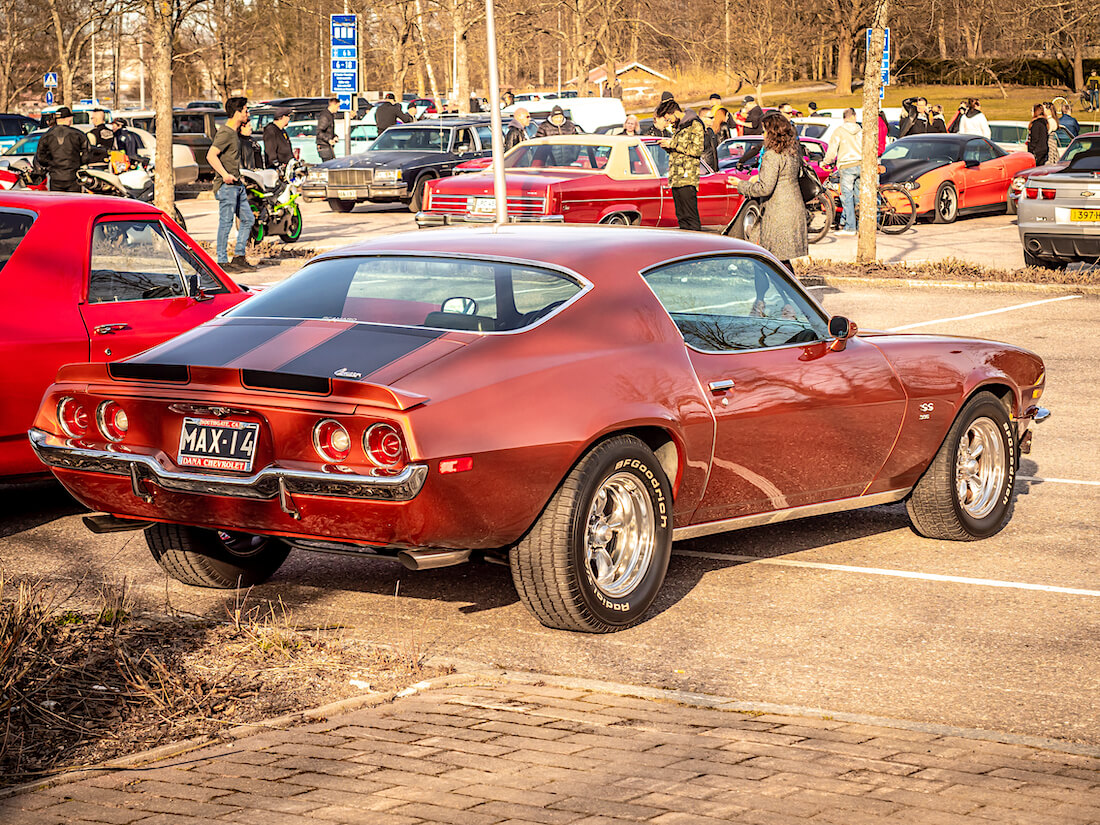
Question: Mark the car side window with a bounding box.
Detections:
[643,255,828,351]
[0,209,34,273]
[167,234,230,296]
[453,128,474,153]
[964,140,996,164]
[627,145,650,175]
[475,125,494,150]
[88,220,186,303]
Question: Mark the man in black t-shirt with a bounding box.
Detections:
[207,97,256,271]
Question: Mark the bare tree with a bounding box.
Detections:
[0,0,45,110]
[46,0,119,105]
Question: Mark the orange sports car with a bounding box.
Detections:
[879,134,1035,223]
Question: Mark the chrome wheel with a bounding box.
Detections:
[585,472,655,598]
[954,417,1006,520]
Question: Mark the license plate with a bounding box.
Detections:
[337,189,357,199]
[177,418,259,473]
[1069,208,1100,222]
[473,197,496,214]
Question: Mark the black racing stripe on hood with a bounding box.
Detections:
[880,158,952,184]
[275,324,444,380]
[130,318,291,368]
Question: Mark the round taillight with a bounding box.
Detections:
[363,422,406,469]
[313,419,351,462]
[96,401,128,442]
[57,396,89,438]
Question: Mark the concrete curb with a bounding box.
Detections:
[6,661,1097,800]
[800,273,1100,295]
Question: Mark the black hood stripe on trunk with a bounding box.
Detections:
[275,324,444,380]
[130,318,295,368]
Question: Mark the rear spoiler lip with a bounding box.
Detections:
[53,362,429,412]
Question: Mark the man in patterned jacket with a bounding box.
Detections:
[657,98,704,231]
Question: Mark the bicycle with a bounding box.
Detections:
[826,174,916,235]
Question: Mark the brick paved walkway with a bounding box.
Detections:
[2,673,1098,824]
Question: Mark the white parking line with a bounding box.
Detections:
[1018,475,1100,487]
[672,550,1100,597]
[887,295,1081,331]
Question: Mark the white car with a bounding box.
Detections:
[503,97,626,135]
[285,116,377,164]
[1016,140,1100,268]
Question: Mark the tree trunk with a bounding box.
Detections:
[1071,35,1084,92]
[414,0,440,107]
[858,0,889,265]
[451,0,470,113]
[937,17,947,60]
[145,0,175,216]
[835,28,853,95]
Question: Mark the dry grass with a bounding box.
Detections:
[0,571,445,787]
[797,257,1100,286]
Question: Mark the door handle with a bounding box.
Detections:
[708,379,735,393]
[93,323,130,335]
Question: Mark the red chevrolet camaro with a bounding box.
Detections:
[30,227,1049,632]
[0,191,248,480]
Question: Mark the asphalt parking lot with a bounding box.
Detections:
[2,271,1096,749]
[177,196,1031,272]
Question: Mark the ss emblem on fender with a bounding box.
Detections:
[919,401,934,420]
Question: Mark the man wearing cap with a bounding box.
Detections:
[263,108,294,168]
[742,96,764,135]
[34,106,91,192]
[316,98,339,161]
[375,93,411,134]
[535,105,579,137]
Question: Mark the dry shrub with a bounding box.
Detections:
[799,257,1100,286]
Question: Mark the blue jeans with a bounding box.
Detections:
[215,183,254,263]
[1090,88,1099,110]
[839,166,861,231]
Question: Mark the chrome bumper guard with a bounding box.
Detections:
[28,428,428,503]
[416,212,565,228]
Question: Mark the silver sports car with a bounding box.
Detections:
[1017,143,1100,268]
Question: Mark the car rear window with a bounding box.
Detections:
[228,255,585,332]
[0,210,34,273]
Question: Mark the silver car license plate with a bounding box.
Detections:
[177,418,259,473]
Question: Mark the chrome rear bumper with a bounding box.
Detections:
[28,428,427,504]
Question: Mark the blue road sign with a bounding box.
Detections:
[332,59,357,71]
[337,94,354,112]
[45,90,54,105]
[331,14,357,46]
[882,67,890,86]
[332,47,357,59]
[44,72,58,88]
[332,74,357,94]
[866,27,890,53]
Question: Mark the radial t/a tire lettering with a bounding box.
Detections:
[906,391,1017,541]
[509,435,673,633]
[145,523,290,588]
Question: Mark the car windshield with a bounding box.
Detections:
[881,139,962,163]
[227,255,585,333]
[3,133,40,155]
[1062,136,1100,163]
[370,127,449,152]
[795,123,827,139]
[717,139,761,161]
[505,142,614,170]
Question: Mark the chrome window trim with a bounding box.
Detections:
[87,217,189,304]
[225,250,594,337]
[638,250,833,355]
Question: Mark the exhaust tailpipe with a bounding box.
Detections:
[1026,238,1042,252]
[398,548,472,570]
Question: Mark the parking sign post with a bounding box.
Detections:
[331,14,358,157]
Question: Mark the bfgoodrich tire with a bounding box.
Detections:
[146,523,290,588]
[510,435,673,632]
[906,392,1017,541]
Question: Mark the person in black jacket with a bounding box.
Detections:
[375,93,412,134]
[316,98,339,161]
[699,107,719,171]
[1027,103,1049,165]
[504,108,531,152]
[535,105,579,137]
[34,106,90,192]
[899,97,946,137]
[741,96,764,136]
[239,118,262,170]
[263,108,294,168]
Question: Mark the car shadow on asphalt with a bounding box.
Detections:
[0,479,86,539]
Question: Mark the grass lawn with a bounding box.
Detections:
[755,84,1095,125]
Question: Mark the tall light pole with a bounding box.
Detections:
[484,0,507,223]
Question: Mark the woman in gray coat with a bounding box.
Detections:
[734,111,808,273]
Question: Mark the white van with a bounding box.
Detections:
[503,97,626,135]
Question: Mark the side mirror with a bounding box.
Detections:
[965,158,980,168]
[188,273,212,302]
[828,315,858,351]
